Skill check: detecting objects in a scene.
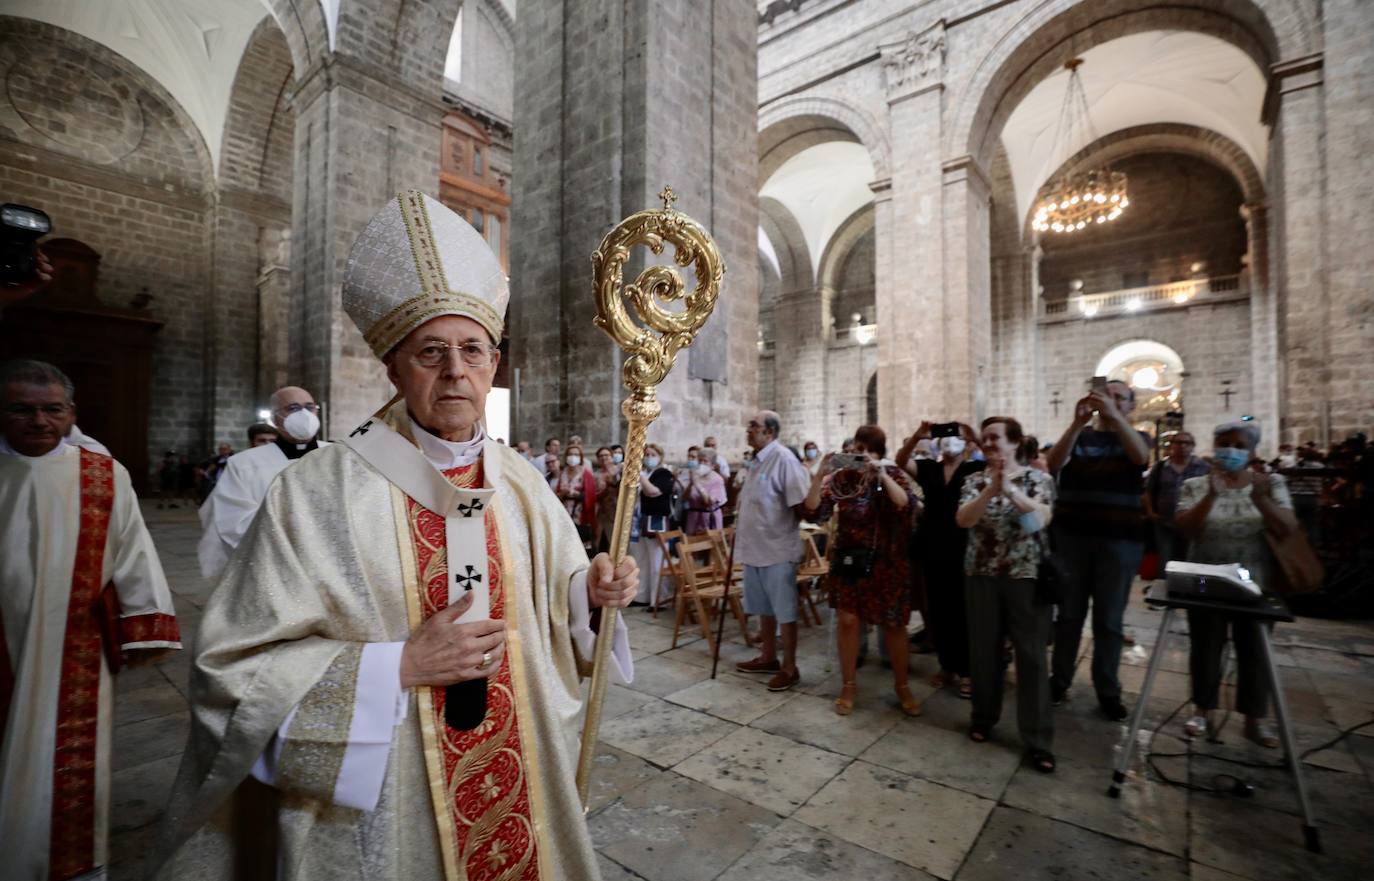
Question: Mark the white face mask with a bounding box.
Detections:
[281,409,320,440]
[566,455,581,467]
[938,436,966,457]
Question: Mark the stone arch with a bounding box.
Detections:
[1023,124,1265,241]
[260,0,332,76]
[760,196,813,292]
[0,16,214,195]
[219,17,296,201]
[758,93,891,181]
[817,204,875,293]
[946,0,1316,170]
[476,0,517,51]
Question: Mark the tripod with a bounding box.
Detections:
[1107,584,1321,853]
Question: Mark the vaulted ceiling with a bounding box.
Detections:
[1000,30,1268,225]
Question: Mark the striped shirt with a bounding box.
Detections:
[1053,428,1150,541]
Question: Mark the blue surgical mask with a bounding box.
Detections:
[644,456,660,469]
[1213,447,1250,472]
[613,452,624,464]
[805,448,818,460]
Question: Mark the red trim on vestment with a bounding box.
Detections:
[118,612,180,648]
[408,461,540,880]
[49,449,114,880]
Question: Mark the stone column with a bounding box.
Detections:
[256,226,292,398]
[1242,201,1279,456]
[875,23,948,427]
[941,155,993,423]
[1321,0,1374,439]
[509,0,759,456]
[772,285,834,445]
[1265,55,1327,446]
[288,57,447,436]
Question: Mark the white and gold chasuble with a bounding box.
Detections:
[156,403,630,881]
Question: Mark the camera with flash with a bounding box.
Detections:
[1164,561,1263,605]
[1,203,52,286]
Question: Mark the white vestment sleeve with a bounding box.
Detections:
[107,462,182,649]
[197,454,270,578]
[568,569,633,685]
[250,641,408,810]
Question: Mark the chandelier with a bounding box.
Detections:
[1032,58,1129,235]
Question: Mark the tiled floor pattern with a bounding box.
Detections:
[109,505,1374,880]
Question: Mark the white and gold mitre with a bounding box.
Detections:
[342,190,507,357]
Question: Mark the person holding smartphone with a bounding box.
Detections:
[896,420,983,699]
[1045,377,1151,720]
[805,425,919,716]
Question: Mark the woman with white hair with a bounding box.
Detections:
[1174,420,1298,747]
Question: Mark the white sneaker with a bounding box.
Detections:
[1183,715,1209,738]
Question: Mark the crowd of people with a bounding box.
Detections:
[504,379,1373,775]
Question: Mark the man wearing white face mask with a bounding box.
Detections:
[197,385,328,578]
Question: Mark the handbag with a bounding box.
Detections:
[833,546,876,579]
[1264,527,1324,594]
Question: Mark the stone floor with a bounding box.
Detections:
[111,504,1374,880]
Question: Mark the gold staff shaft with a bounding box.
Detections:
[575,185,723,807]
[574,394,657,806]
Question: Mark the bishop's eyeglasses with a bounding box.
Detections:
[407,341,498,369]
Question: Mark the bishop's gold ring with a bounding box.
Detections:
[478,651,493,670]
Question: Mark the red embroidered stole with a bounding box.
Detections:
[407,461,539,881]
[49,448,115,880]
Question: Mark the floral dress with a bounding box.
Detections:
[812,464,915,626]
[960,469,1056,579]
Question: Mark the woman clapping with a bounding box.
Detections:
[956,417,1057,772]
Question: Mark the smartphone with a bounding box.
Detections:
[931,422,960,439]
[1091,375,1109,394]
[830,453,869,472]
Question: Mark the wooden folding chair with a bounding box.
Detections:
[671,534,751,655]
[795,529,829,627]
[650,529,684,618]
[705,527,743,589]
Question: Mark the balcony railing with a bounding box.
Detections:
[1040,274,1247,322]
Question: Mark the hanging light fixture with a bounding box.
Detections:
[1032,58,1129,235]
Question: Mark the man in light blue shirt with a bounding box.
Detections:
[733,411,811,691]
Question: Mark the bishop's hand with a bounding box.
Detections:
[588,552,638,608]
[399,592,506,688]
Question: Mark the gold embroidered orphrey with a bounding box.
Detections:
[574,186,725,805]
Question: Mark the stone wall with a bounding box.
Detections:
[758,0,1366,451]
[0,17,214,473]
[1320,0,1374,440]
[511,0,759,459]
[1032,299,1254,449]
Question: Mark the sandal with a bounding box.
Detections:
[929,670,948,689]
[895,685,922,717]
[1029,749,1056,773]
[969,725,990,743]
[1245,718,1279,749]
[957,677,973,700]
[834,682,857,716]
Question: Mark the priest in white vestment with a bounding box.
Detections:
[197,385,327,578]
[0,358,181,881]
[156,191,637,881]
